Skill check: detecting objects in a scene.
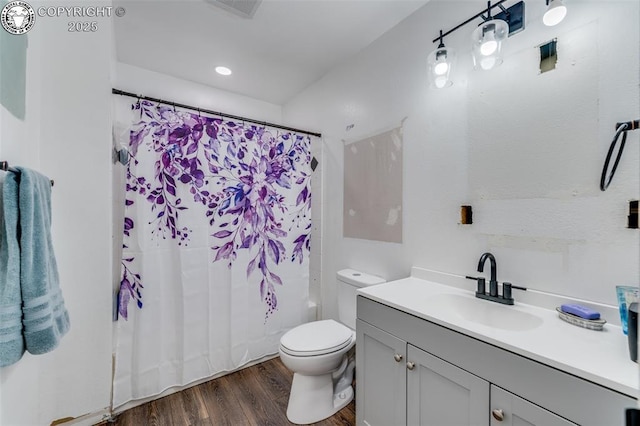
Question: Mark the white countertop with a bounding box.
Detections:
[358,276,639,399]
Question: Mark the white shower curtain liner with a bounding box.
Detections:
[112,99,311,408]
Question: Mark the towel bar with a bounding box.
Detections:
[0,161,54,187]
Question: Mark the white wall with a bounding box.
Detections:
[283,0,640,320]
[0,1,114,424]
[113,63,283,123]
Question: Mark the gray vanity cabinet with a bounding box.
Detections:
[407,345,489,425]
[357,316,578,426]
[490,385,576,426]
[356,320,490,426]
[356,296,634,426]
[356,320,407,426]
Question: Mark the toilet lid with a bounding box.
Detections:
[280,319,354,356]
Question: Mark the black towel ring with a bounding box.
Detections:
[600,120,640,191]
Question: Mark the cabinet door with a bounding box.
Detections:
[490,385,577,426]
[356,319,407,426]
[407,345,490,426]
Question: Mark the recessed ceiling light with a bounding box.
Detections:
[215,66,232,76]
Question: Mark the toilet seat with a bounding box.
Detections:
[280,319,354,357]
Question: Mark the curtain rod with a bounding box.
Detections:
[112,89,322,138]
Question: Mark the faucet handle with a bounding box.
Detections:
[476,278,486,295]
[502,282,512,300]
[466,276,486,295]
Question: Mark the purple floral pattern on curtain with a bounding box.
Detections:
[119,101,312,321]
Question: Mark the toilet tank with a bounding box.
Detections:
[337,269,386,330]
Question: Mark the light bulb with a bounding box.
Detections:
[480,39,498,56]
[479,22,499,56]
[434,61,449,75]
[543,0,567,26]
[471,19,508,71]
[434,77,447,89]
[480,57,497,70]
[428,45,455,88]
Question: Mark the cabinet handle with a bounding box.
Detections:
[406,362,415,370]
[394,354,403,362]
[491,409,504,422]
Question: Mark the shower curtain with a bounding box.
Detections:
[113,100,312,408]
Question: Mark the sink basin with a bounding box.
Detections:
[425,293,544,331]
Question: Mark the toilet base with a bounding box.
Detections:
[285,372,354,425]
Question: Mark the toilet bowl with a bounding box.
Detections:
[279,269,386,424]
[279,319,356,424]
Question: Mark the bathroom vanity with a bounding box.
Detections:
[356,272,638,426]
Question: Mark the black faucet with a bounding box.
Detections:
[478,252,498,297]
[467,252,514,305]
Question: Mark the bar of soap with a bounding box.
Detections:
[561,304,601,320]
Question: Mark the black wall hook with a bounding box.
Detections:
[616,120,640,130]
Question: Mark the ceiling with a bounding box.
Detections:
[113,0,429,105]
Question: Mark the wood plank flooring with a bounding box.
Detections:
[107,357,355,426]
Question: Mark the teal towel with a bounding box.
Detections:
[0,172,25,367]
[16,167,69,355]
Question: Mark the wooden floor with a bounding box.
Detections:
[108,357,355,426]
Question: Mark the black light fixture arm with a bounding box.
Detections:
[482,0,494,20]
[431,0,508,44]
[436,30,445,48]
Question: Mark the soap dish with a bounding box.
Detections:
[556,307,606,331]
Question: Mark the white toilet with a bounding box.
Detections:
[279,269,386,424]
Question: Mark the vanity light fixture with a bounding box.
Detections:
[471,18,509,71]
[427,31,456,89]
[428,1,524,88]
[543,0,567,26]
